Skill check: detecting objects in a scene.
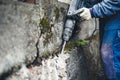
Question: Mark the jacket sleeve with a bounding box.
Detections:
[90,0,120,18]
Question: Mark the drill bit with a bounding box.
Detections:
[61,41,66,54]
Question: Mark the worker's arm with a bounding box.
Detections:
[91,0,120,18]
[74,0,120,20]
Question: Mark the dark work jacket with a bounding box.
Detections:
[90,0,120,30]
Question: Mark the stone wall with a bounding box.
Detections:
[0,0,68,77]
[76,19,105,80]
[0,0,104,80]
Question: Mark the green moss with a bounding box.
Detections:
[62,40,89,52]
[75,40,89,46]
[65,41,75,51]
[64,40,89,51]
[40,17,50,34]
[43,32,53,46]
[43,51,51,58]
[46,32,53,39]
[40,17,49,28]
[54,7,60,20]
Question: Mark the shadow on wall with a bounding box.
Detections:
[0,69,15,80]
[66,48,89,80]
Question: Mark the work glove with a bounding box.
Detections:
[73,7,92,20]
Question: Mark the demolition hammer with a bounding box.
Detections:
[58,0,84,54]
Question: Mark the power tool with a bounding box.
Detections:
[60,0,84,54]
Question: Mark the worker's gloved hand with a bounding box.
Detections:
[73,7,92,20]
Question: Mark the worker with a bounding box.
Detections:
[74,0,120,80]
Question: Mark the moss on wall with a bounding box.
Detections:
[64,39,89,52]
[43,32,53,46]
[65,41,75,52]
[75,40,89,46]
[40,17,51,34]
[43,51,51,58]
[54,7,59,20]
[42,47,61,58]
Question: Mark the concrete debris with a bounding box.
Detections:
[7,53,70,80]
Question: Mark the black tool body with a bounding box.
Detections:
[62,0,85,42]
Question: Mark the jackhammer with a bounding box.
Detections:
[61,0,84,54]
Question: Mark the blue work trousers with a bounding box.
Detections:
[101,30,120,80]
